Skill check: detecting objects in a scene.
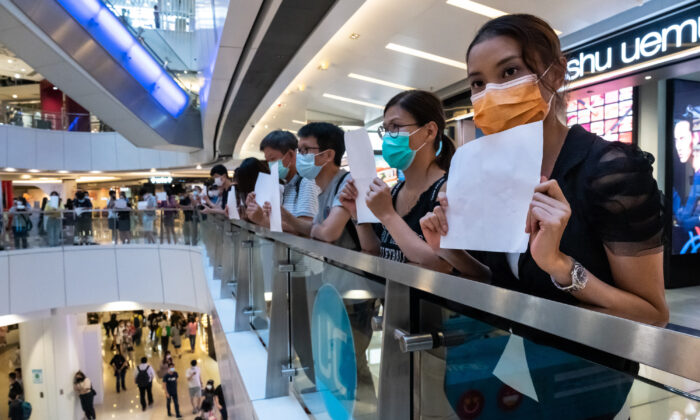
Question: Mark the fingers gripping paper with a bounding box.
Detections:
[254,166,283,232]
[344,129,380,224]
[440,121,543,253]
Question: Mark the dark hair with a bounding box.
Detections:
[75,190,85,200]
[190,360,197,366]
[260,130,298,154]
[384,90,455,171]
[297,122,345,166]
[233,158,270,198]
[109,190,116,197]
[141,357,147,363]
[466,14,566,111]
[210,164,228,177]
[140,183,155,196]
[50,191,59,197]
[9,372,16,380]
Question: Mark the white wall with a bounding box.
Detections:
[0,125,198,172]
[0,245,210,323]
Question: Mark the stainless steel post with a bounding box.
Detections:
[234,231,253,332]
[265,242,291,398]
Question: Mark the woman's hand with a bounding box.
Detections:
[526,177,571,276]
[262,202,272,218]
[245,192,263,222]
[366,178,395,221]
[419,192,449,249]
[338,179,359,221]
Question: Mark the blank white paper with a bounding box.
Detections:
[254,169,282,232]
[440,121,543,253]
[227,185,240,220]
[344,129,380,224]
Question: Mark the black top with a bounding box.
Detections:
[215,384,225,406]
[180,196,194,221]
[9,381,22,399]
[472,125,663,305]
[110,354,126,372]
[220,187,230,211]
[373,174,447,262]
[9,399,22,420]
[163,372,179,394]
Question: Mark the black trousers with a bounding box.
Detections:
[79,392,96,419]
[139,383,153,411]
[167,392,181,417]
[116,369,126,392]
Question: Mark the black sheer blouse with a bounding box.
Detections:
[472,125,663,305]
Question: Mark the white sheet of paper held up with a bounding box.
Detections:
[440,121,543,253]
[227,185,239,220]
[344,129,380,224]
[254,169,282,232]
[49,196,59,208]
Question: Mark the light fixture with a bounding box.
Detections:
[264,124,269,129]
[28,169,40,173]
[196,164,202,170]
[89,170,102,174]
[385,43,466,70]
[58,170,70,174]
[349,33,360,40]
[446,0,505,18]
[348,73,415,91]
[318,61,330,70]
[297,84,306,92]
[7,59,13,64]
[4,168,16,172]
[184,70,188,74]
[20,68,26,72]
[292,120,307,125]
[13,74,21,79]
[52,86,58,90]
[20,174,31,179]
[645,75,652,80]
[11,94,17,99]
[323,93,384,110]
[150,168,156,172]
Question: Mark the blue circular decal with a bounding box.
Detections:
[311,284,357,420]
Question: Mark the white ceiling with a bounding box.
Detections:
[0,41,41,81]
[236,0,647,157]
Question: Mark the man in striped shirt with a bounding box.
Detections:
[247,130,320,232]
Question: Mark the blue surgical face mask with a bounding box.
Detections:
[273,159,289,180]
[296,152,324,180]
[381,127,426,171]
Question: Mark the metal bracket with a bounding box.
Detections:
[278,263,305,273]
[393,329,467,353]
[242,306,262,315]
[241,240,255,248]
[280,364,310,378]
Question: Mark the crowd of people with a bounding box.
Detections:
[206,13,668,326]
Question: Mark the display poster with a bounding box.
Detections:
[566,86,634,143]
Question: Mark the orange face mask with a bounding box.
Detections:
[471,72,552,135]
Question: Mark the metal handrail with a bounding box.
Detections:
[227,217,700,385]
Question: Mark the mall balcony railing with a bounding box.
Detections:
[0,208,201,250]
[199,215,700,419]
[0,110,109,132]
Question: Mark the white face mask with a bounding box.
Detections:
[206,385,212,390]
[213,177,223,187]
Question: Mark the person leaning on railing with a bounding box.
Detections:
[44,191,64,247]
[201,164,235,217]
[9,197,31,249]
[419,14,668,326]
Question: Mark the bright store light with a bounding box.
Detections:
[348,73,415,91]
[11,94,17,99]
[20,68,26,72]
[323,93,384,110]
[76,176,117,182]
[4,168,16,172]
[446,0,506,18]
[196,164,202,170]
[52,86,58,90]
[28,169,40,173]
[20,175,30,179]
[13,74,20,79]
[292,120,307,125]
[150,168,156,172]
[58,170,70,174]
[7,59,13,64]
[385,43,466,70]
[89,170,102,174]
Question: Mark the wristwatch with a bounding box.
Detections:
[550,259,588,293]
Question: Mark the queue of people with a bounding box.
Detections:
[216,13,668,326]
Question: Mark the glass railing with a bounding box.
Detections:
[0,111,110,132]
[201,216,700,420]
[0,208,202,250]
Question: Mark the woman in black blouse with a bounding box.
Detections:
[339,90,489,277]
[420,14,669,325]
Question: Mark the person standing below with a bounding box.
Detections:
[9,198,31,249]
[73,190,93,245]
[186,360,202,414]
[180,190,195,245]
[44,191,63,247]
[8,372,23,404]
[110,350,128,393]
[132,312,143,346]
[200,379,217,416]
[141,188,157,244]
[159,316,170,353]
[246,130,320,232]
[73,371,96,420]
[134,357,155,412]
[162,364,183,418]
[148,310,158,341]
[107,190,118,244]
[8,391,24,420]
[214,382,227,420]
[186,317,197,353]
[153,4,160,29]
[160,190,179,244]
[171,320,182,358]
[116,192,132,244]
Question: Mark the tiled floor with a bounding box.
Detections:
[94,314,221,420]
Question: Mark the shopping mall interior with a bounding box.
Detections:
[2,0,700,419]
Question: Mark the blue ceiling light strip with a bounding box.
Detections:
[55,0,189,118]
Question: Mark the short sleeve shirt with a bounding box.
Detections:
[312,170,356,249]
[472,125,663,305]
[186,366,201,388]
[163,372,179,395]
[283,174,320,218]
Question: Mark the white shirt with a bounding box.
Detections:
[186,366,201,388]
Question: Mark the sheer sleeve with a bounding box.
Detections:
[584,143,663,256]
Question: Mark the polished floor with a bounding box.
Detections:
[94,313,221,420]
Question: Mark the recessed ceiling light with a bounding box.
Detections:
[323,93,384,110]
[89,170,102,174]
[348,73,415,91]
[385,43,466,70]
[645,75,652,80]
[28,169,40,173]
[446,0,506,18]
[150,168,156,172]
[292,120,307,125]
[318,61,330,71]
[20,68,26,72]
[264,124,269,129]
[297,84,306,92]
[5,168,16,172]
[349,33,360,40]
[58,170,70,174]
[13,74,21,79]
[184,70,188,74]
[196,164,202,170]
[7,59,13,64]
[52,86,58,90]
[11,94,17,99]
[20,174,30,179]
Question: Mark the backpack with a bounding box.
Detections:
[136,366,150,388]
[21,400,31,419]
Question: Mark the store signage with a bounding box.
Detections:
[150,176,173,184]
[567,3,700,81]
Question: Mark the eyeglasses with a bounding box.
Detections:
[377,122,420,139]
[298,146,321,155]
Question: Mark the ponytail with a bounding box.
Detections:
[435,134,455,172]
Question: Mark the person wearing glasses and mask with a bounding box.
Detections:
[420,14,668,326]
[281,122,358,249]
[338,90,489,277]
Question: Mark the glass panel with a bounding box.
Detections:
[417,299,699,420]
[289,249,384,420]
[249,237,275,346]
